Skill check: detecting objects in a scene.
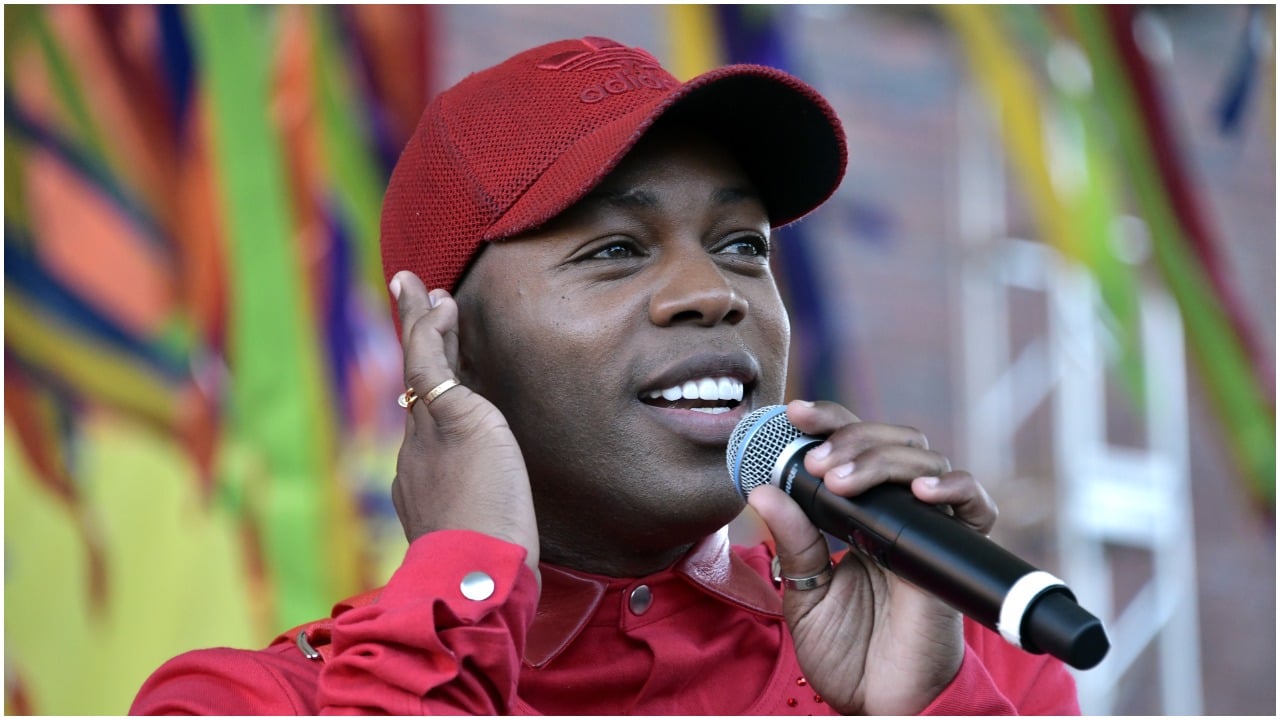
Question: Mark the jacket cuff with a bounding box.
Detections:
[377,529,535,616]
[918,644,1017,716]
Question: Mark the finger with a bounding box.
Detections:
[391,271,461,404]
[430,290,460,372]
[823,443,952,496]
[391,270,434,342]
[910,471,998,535]
[746,484,832,585]
[393,272,456,370]
[784,399,859,437]
[406,292,460,379]
[802,421,932,479]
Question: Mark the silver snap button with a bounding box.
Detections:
[460,571,495,601]
[628,584,653,615]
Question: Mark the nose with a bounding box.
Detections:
[648,250,749,327]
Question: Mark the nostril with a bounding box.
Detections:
[659,298,745,327]
[669,309,703,325]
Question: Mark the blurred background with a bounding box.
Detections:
[4,4,1274,715]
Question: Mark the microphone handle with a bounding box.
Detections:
[777,447,1109,670]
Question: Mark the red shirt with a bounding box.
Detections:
[130,529,1080,715]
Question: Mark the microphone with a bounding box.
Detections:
[727,405,1110,670]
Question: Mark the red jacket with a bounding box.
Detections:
[130,529,1080,715]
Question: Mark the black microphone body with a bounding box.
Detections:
[727,406,1109,671]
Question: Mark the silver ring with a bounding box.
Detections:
[773,557,835,591]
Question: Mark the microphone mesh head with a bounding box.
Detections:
[726,405,806,499]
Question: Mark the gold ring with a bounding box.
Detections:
[398,387,418,410]
[423,378,461,405]
[772,557,835,591]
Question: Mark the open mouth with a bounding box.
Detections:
[639,376,745,415]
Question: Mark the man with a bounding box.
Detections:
[131,36,1079,715]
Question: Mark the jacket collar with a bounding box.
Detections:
[523,527,782,668]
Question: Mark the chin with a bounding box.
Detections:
[646,476,746,541]
[529,431,747,552]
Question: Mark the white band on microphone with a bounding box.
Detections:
[998,570,1067,648]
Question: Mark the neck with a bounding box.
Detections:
[538,534,696,577]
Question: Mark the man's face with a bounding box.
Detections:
[454,126,791,566]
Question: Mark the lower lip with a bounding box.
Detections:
[637,401,751,446]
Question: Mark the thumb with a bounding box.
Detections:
[748,483,832,582]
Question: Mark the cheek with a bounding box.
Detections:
[764,300,791,352]
[752,291,792,382]
[467,288,626,409]
[535,299,632,391]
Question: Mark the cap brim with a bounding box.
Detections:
[486,64,847,241]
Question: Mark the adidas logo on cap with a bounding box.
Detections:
[537,36,679,104]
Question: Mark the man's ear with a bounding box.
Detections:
[451,247,491,392]
[451,284,481,391]
[456,342,475,387]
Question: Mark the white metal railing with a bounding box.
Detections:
[954,86,1203,714]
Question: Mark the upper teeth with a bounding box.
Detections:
[646,376,744,403]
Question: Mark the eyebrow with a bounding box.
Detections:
[586,185,759,209]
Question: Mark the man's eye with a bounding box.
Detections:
[718,234,770,257]
[589,241,640,260]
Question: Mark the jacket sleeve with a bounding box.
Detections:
[130,530,538,715]
[129,646,326,715]
[919,619,1082,715]
[316,530,539,714]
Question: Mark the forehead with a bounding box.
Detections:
[454,124,766,294]
[567,125,761,216]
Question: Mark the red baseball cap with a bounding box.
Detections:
[380,36,847,296]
